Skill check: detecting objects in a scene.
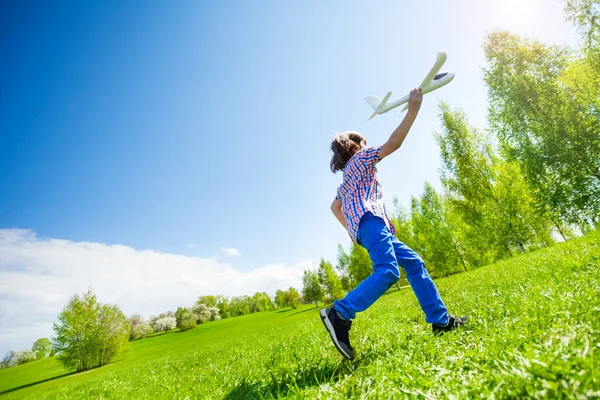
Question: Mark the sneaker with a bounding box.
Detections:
[319,307,354,360]
[432,315,468,334]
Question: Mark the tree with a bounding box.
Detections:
[251,292,274,312]
[484,31,600,227]
[150,316,176,332]
[335,244,353,291]
[197,295,217,307]
[128,314,153,340]
[391,199,418,251]
[1,351,16,369]
[348,244,372,288]
[410,182,468,277]
[191,303,212,323]
[317,259,345,301]
[302,269,324,307]
[228,296,251,316]
[52,289,130,371]
[215,295,229,319]
[274,290,286,309]
[274,288,302,309]
[207,307,221,321]
[436,104,551,262]
[32,338,52,360]
[565,0,600,57]
[284,287,301,309]
[176,307,197,331]
[15,350,36,365]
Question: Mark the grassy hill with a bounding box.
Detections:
[1,231,598,399]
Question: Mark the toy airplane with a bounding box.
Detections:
[364,52,455,120]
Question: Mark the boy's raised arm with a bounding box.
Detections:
[379,88,423,160]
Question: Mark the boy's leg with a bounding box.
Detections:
[391,238,448,325]
[334,213,401,320]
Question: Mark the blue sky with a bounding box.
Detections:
[0,1,579,353]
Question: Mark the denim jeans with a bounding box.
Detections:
[334,212,449,325]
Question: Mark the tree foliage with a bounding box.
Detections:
[32,338,52,360]
[484,30,600,226]
[52,289,129,372]
[317,259,345,301]
[302,269,324,307]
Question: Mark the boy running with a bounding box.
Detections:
[321,88,467,360]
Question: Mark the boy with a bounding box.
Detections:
[321,88,467,360]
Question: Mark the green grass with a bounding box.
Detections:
[1,231,599,399]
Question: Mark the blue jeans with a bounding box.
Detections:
[334,212,449,325]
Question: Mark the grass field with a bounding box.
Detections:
[1,231,599,399]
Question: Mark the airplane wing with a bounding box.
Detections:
[418,52,447,89]
[397,52,448,113]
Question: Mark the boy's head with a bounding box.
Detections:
[330,131,366,173]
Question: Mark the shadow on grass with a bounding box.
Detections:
[284,306,326,318]
[223,360,357,399]
[0,371,79,395]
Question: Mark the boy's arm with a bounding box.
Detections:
[379,88,423,160]
[331,198,347,229]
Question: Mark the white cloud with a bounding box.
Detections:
[0,229,312,356]
[220,247,241,256]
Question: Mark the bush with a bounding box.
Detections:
[52,289,130,371]
[208,307,221,321]
[150,316,176,332]
[130,322,154,340]
[176,307,197,331]
[191,304,212,324]
[129,315,154,340]
[178,313,197,331]
[15,350,36,365]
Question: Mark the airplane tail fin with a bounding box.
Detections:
[364,91,392,120]
[364,95,383,110]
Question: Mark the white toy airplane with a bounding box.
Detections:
[364,52,455,120]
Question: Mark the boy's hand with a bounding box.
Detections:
[407,88,423,113]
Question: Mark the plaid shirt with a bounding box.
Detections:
[336,146,395,242]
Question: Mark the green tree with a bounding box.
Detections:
[274,288,301,309]
[215,295,229,319]
[32,338,52,360]
[348,244,372,288]
[52,289,129,372]
[335,244,353,291]
[317,259,345,301]
[391,199,417,251]
[436,104,550,262]
[284,287,301,309]
[484,31,600,227]
[96,304,129,366]
[251,292,274,312]
[565,0,600,58]
[228,296,251,316]
[410,182,468,277]
[302,269,324,307]
[175,307,197,331]
[197,295,217,308]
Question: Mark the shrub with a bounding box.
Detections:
[130,323,154,340]
[15,350,36,365]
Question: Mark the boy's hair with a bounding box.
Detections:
[330,131,367,173]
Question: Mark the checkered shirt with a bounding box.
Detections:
[336,146,395,242]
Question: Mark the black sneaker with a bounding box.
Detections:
[320,307,354,360]
[432,315,468,334]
